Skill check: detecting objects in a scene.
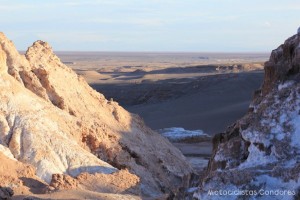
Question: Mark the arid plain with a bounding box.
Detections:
[57,51,269,174]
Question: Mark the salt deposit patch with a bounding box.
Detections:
[278,81,294,91]
[158,127,211,142]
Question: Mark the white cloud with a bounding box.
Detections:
[264,21,272,28]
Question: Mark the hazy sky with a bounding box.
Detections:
[1,0,300,52]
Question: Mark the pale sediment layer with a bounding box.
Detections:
[0,32,194,199]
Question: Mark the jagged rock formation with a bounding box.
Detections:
[195,34,300,199]
[0,33,194,198]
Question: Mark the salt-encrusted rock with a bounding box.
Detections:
[263,34,300,95]
[0,32,194,198]
[0,56,117,184]
[195,33,300,199]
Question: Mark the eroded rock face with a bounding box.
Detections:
[262,34,300,95]
[49,169,140,193]
[195,34,300,199]
[0,50,7,73]
[0,32,194,198]
[49,174,79,190]
[76,169,141,194]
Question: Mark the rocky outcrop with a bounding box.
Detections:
[49,174,79,191]
[49,169,140,194]
[195,34,300,199]
[0,187,13,200]
[76,169,141,194]
[0,152,48,197]
[262,34,300,95]
[0,33,194,198]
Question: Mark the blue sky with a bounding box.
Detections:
[1,0,299,52]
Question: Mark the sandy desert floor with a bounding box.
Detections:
[57,51,268,174]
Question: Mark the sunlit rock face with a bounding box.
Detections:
[195,33,300,200]
[0,32,194,198]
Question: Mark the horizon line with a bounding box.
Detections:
[19,50,270,54]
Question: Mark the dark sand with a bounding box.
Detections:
[91,71,264,134]
[57,52,267,173]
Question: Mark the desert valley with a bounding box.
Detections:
[58,51,268,175]
[1,28,300,200]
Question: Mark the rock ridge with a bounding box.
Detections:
[0,32,194,198]
[195,33,300,199]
